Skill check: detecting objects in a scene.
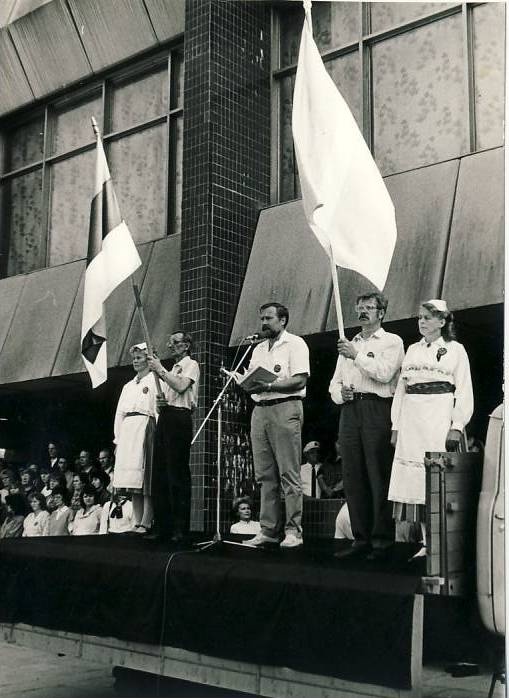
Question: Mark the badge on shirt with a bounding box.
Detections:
[367,352,375,358]
[174,366,183,375]
[142,386,149,394]
[274,364,281,373]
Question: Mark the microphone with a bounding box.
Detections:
[244,333,262,341]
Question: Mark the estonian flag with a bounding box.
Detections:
[81,130,142,388]
[292,5,397,291]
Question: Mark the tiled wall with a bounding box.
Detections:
[180,0,271,531]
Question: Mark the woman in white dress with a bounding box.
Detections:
[388,299,474,558]
[23,492,50,537]
[113,343,159,533]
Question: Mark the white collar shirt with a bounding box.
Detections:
[165,355,200,410]
[249,330,310,402]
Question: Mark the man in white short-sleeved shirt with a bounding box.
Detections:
[240,303,310,549]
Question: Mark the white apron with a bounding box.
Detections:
[113,414,150,490]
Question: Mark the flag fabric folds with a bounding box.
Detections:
[292,11,397,291]
[81,134,142,388]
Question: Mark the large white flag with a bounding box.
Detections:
[81,133,142,388]
[292,11,397,291]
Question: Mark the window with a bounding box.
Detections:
[0,48,184,277]
[273,2,505,202]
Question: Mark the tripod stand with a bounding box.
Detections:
[193,340,256,550]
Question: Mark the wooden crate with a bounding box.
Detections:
[424,452,482,595]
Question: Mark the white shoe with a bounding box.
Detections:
[243,532,279,547]
[280,532,303,548]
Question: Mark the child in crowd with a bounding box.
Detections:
[23,492,50,537]
[100,494,135,534]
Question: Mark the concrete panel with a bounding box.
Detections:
[0,274,26,354]
[0,28,34,115]
[122,235,181,364]
[52,244,153,377]
[442,148,504,309]
[8,0,92,99]
[68,0,158,73]
[0,262,83,384]
[144,0,185,43]
[229,201,331,346]
[325,159,460,330]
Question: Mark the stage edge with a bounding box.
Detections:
[1,597,423,698]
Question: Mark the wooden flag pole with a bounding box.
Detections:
[329,242,345,340]
[131,281,164,398]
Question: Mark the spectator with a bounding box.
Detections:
[300,441,322,498]
[69,472,87,519]
[27,464,42,491]
[318,438,344,499]
[47,442,59,471]
[70,485,101,535]
[40,468,52,499]
[47,486,72,536]
[56,457,75,492]
[89,468,111,506]
[98,449,115,492]
[23,492,50,537]
[230,496,261,535]
[46,472,67,513]
[100,494,135,534]
[0,493,27,538]
[0,468,15,505]
[20,469,36,499]
[78,450,94,477]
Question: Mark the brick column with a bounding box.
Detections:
[180,0,271,530]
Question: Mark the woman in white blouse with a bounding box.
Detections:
[23,492,50,537]
[388,299,473,558]
[70,486,102,535]
[112,343,160,533]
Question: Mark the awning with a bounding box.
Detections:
[230,148,503,344]
[0,235,181,387]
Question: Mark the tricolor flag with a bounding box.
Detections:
[81,129,142,388]
[292,7,397,291]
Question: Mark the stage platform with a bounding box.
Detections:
[0,535,425,697]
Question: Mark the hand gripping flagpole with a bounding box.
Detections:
[90,117,163,399]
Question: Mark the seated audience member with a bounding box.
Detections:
[47,442,59,471]
[23,492,50,537]
[47,486,72,536]
[27,463,42,491]
[78,450,94,477]
[230,496,261,535]
[334,501,353,540]
[20,469,36,499]
[98,448,115,492]
[0,468,15,505]
[69,473,87,519]
[70,485,102,535]
[0,493,27,538]
[89,468,111,506]
[300,441,322,498]
[40,468,52,499]
[46,472,67,512]
[56,457,75,492]
[100,494,135,534]
[318,438,344,499]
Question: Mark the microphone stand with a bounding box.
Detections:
[194,339,257,550]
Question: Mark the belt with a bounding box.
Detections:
[406,382,455,395]
[159,405,191,412]
[125,412,148,417]
[255,396,303,408]
[350,392,392,402]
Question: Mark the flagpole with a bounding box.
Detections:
[90,116,163,398]
[328,243,345,340]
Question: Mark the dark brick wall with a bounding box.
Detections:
[180,0,271,530]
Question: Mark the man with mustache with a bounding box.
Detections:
[240,302,310,549]
[329,292,404,560]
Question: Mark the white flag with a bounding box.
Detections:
[292,12,397,291]
[81,134,142,388]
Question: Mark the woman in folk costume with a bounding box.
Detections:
[113,343,161,533]
[388,300,473,558]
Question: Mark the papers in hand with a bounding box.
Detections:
[225,365,277,391]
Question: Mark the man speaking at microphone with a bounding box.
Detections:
[240,303,310,549]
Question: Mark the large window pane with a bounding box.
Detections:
[48,150,95,266]
[325,51,361,128]
[5,170,43,276]
[372,16,466,175]
[108,125,166,243]
[279,75,299,202]
[7,117,44,172]
[473,3,505,150]
[110,68,168,133]
[171,51,184,111]
[51,94,102,156]
[371,3,457,33]
[173,115,184,235]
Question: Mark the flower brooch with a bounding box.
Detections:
[436,347,447,362]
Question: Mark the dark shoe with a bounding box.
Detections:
[334,542,370,559]
[366,546,392,561]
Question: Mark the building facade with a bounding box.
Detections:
[0,0,504,532]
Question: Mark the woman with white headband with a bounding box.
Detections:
[388,300,474,559]
[112,342,160,533]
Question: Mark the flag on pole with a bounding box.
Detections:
[292,8,397,291]
[81,126,142,388]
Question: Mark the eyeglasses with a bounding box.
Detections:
[356,305,379,312]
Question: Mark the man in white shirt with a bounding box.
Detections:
[148,331,200,542]
[240,302,310,549]
[329,292,404,561]
[300,441,322,498]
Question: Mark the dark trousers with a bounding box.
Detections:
[338,399,394,547]
[152,406,192,538]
